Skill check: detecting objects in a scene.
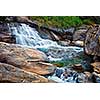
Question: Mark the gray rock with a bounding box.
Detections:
[85,25,100,56]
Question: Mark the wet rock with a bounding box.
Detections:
[72,64,84,72]
[85,25,100,56]
[91,62,100,74]
[62,27,75,41]
[72,41,84,47]
[64,27,75,34]
[83,71,96,82]
[0,42,56,75]
[73,25,89,41]
[55,68,63,78]
[0,62,48,83]
[81,61,94,73]
[92,72,100,83]
[0,32,15,43]
[76,73,89,83]
[58,40,71,46]
[0,23,15,43]
[38,27,75,42]
[50,31,60,41]
[37,28,54,40]
[47,46,83,61]
[48,67,95,83]
[93,55,100,62]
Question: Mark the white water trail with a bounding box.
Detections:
[8,23,58,48]
[8,23,83,62]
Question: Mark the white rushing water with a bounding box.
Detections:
[8,23,58,48]
[8,23,83,48]
[8,23,83,62]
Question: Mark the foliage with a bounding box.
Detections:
[0,16,6,21]
[31,16,92,28]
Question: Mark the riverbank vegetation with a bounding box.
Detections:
[31,16,93,28]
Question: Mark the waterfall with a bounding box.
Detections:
[8,23,58,48]
[7,23,86,83]
[8,23,83,62]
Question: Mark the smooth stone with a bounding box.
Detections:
[0,62,48,83]
[0,42,56,75]
[73,41,84,47]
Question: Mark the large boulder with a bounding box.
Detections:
[0,42,56,75]
[0,62,48,83]
[85,25,100,56]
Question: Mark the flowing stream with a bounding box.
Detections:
[8,23,86,83]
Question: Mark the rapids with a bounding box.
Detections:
[8,23,85,83]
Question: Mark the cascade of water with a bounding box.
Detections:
[8,23,83,61]
[7,23,86,83]
[8,23,58,48]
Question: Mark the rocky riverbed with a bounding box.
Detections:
[0,16,100,83]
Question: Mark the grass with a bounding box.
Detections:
[31,16,93,29]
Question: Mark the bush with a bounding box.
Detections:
[31,16,92,28]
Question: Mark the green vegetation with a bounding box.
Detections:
[0,16,6,21]
[31,16,93,28]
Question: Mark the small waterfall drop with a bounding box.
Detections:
[8,23,58,48]
[7,23,83,62]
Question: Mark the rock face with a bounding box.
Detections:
[0,42,56,75]
[85,25,100,56]
[0,23,15,43]
[73,25,89,41]
[0,62,48,83]
[0,16,31,23]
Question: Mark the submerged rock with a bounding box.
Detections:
[46,46,83,61]
[55,68,63,78]
[48,67,94,83]
[0,42,56,75]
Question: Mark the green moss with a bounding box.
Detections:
[31,16,92,28]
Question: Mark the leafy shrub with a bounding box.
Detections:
[31,16,92,28]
